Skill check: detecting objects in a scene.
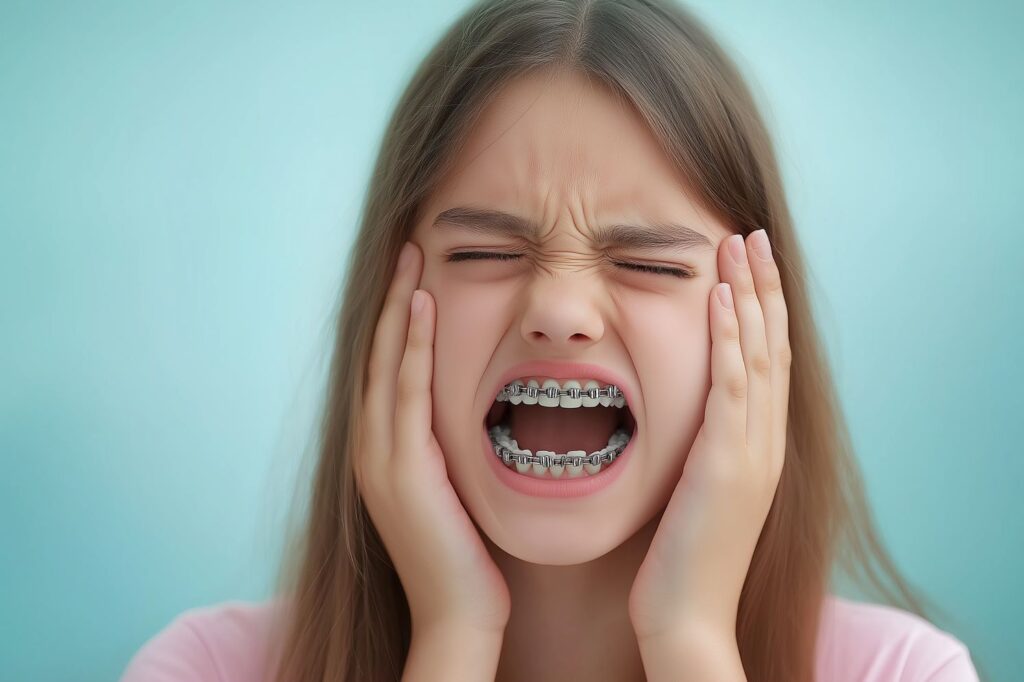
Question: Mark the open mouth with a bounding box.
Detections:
[484,380,636,480]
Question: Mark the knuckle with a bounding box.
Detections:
[751,351,772,377]
[726,372,747,400]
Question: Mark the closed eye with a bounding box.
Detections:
[445,251,695,279]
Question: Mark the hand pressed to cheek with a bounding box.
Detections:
[629,228,793,642]
[720,230,790,480]
[717,232,772,459]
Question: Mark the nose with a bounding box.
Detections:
[519,275,605,349]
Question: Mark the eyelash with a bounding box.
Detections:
[445,251,695,279]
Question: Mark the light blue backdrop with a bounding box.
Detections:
[1,1,1020,680]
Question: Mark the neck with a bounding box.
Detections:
[486,513,662,682]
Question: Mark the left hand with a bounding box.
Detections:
[628,228,792,644]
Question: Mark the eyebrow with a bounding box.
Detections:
[432,206,715,252]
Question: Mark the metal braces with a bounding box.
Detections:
[497,383,622,402]
[489,435,626,468]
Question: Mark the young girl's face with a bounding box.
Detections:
[410,68,733,564]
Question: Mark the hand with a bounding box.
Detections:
[354,241,511,637]
[628,228,792,643]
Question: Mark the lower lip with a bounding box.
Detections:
[480,424,635,498]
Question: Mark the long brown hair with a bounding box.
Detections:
[265,1,982,679]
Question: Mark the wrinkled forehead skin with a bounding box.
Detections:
[419,67,733,255]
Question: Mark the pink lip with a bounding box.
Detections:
[486,360,637,413]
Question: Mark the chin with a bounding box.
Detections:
[480,515,633,565]
[441,423,668,567]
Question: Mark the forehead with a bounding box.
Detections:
[424,68,727,241]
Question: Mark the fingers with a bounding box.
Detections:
[718,233,772,457]
[393,288,436,467]
[361,241,422,479]
[706,281,747,453]
[745,229,792,475]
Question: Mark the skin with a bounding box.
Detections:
[415,66,726,679]
[357,66,791,681]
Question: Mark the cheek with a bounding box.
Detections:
[619,294,712,456]
[427,282,514,447]
[431,282,512,370]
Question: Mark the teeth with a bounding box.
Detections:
[532,450,556,476]
[565,450,586,477]
[522,379,540,405]
[538,379,561,407]
[509,380,525,406]
[559,380,583,408]
[496,378,624,407]
[488,427,632,480]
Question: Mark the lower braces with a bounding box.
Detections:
[487,426,630,468]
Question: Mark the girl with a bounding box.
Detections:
[122,0,982,680]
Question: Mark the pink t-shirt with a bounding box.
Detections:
[119,594,979,681]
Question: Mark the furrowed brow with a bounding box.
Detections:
[432,206,715,252]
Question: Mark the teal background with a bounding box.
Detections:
[1,1,1020,680]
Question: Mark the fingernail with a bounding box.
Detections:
[716,282,734,310]
[751,229,773,262]
[728,234,748,266]
[397,242,414,272]
[411,289,425,315]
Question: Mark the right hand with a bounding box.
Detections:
[354,240,511,636]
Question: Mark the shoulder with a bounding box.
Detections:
[120,598,287,682]
[815,594,979,682]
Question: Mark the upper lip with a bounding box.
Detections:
[487,360,636,414]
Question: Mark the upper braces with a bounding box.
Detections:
[497,383,623,402]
